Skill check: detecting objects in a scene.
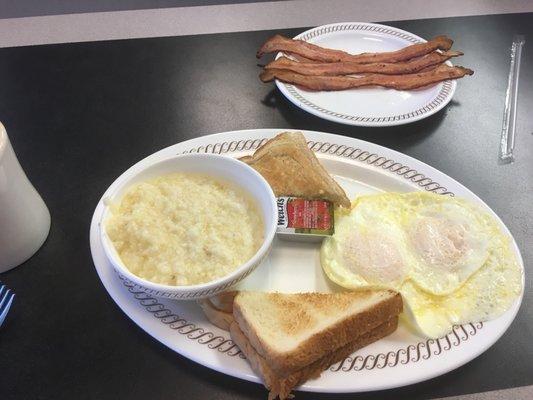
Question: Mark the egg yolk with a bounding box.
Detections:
[342,229,405,284]
[409,217,467,270]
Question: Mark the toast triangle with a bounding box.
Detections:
[232,289,402,376]
[230,317,398,400]
[241,132,351,208]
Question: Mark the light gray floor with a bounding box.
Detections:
[435,385,533,400]
[1,0,533,48]
[0,0,281,19]
[0,2,531,399]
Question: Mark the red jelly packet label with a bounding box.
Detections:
[277,197,334,236]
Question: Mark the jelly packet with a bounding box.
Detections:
[276,197,334,242]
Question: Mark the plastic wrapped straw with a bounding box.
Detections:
[499,35,525,163]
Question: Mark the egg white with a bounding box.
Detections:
[321,196,409,289]
[401,195,500,295]
[401,235,522,338]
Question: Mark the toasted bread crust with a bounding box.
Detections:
[208,291,237,313]
[231,317,398,400]
[233,290,402,376]
[198,298,234,331]
[241,132,351,208]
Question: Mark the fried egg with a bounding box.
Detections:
[320,192,522,338]
[321,196,410,288]
[401,235,522,338]
[401,194,499,295]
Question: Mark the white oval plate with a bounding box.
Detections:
[90,129,523,393]
[274,22,457,127]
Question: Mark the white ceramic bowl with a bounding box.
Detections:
[99,153,277,300]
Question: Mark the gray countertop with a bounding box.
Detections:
[0,2,531,400]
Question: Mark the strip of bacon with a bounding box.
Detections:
[265,51,463,76]
[257,34,453,63]
[260,65,473,91]
[285,52,319,63]
[417,64,440,73]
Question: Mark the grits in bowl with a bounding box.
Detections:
[106,173,264,286]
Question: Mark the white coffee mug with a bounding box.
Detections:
[0,122,51,273]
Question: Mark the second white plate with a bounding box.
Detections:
[275,22,457,127]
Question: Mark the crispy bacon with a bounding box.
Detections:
[285,52,319,63]
[260,65,473,91]
[265,51,463,76]
[417,64,440,73]
[257,34,453,63]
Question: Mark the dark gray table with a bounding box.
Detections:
[0,12,531,400]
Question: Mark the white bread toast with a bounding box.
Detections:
[230,317,398,400]
[198,298,234,331]
[208,291,237,313]
[198,291,237,331]
[240,132,350,208]
[232,290,402,376]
